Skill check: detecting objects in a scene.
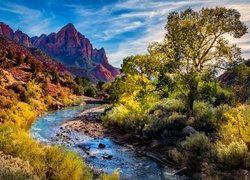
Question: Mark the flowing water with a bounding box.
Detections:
[30,104,184,180]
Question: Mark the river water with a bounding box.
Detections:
[30,104,184,180]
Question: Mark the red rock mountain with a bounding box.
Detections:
[31,23,119,81]
[0,22,32,47]
[0,22,119,82]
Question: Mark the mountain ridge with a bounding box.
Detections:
[0,22,119,82]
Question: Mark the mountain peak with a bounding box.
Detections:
[63,23,76,30]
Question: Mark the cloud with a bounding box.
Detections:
[0,0,249,67]
[105,0,250,67]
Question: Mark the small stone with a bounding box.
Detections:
[102,154,113,160]
[98,143,106,149]
[150,140,161,148]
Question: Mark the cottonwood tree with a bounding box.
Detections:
[151,7,247,117]
[121,55,159,78]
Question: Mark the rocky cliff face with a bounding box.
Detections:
[31,23,119,81]
[0,22,32,47]
[0,22,119,82]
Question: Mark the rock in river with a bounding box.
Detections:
[98,143,106,149]
[102,154,113,160]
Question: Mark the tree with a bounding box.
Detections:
[51,68,60,84]
[151,7,247,117]
[121,55,159,78]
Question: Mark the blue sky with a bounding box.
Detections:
[0,0,250,67]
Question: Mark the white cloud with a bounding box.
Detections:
[105,0,250,67]
[1,0,250,67]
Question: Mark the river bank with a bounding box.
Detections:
[59,104,185,175]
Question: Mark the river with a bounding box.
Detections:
[30,104,185,180]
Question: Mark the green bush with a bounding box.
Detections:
[181,133,212,170]
[157,98,185,115]
[216,140,249,169]
[84,86,96,97]
[192,101,216,132]
[147,113,186,139]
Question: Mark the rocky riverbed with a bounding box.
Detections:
[31,104,185,179]
[56,105,178,168]
[61,106,108,139]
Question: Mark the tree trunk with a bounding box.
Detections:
[186,81,198,119]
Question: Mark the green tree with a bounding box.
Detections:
[121,55,159,78]
[151,7,247,117]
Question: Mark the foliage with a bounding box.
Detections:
[219,105,250,144]
[192,101,216,131]
[121,55,159,78]
[181,133,213,170]
[216,140,249,169]
[150,7,247,116]
[146,98,186,139]
[0,125,92,179]
[84,86,96,97]
[101,170,120,180]
[0,102,36,129]
[197,81,235,106]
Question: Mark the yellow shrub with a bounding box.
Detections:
[27,80,43,100]
[101,170,120,180]
[0,102,37,129]
[0,125,92,179]
[220,105,250,144]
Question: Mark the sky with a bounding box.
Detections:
[0,0,250,67]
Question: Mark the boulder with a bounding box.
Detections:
[182,126,197,136]
[98,143,106,149]
[77,144,90,151]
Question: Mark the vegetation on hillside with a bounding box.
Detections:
[0,35,94,179]
[103,7,250,178]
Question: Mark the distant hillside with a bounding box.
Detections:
[0,35,79,110]
[219,59,250,101]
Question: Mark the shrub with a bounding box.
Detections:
[27,80,43,100]
[101,170,120,180]
[219,105,250,144]
[192,101,216,132]
[181,133,212,170]
[157,98,185,115]
[84,86,96,97]
[147,113,186,139]
[216,140,249,169]
[0,125,92,179]
[0,151,36,180]
[0,102,36,129]
[167,148,184,165]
